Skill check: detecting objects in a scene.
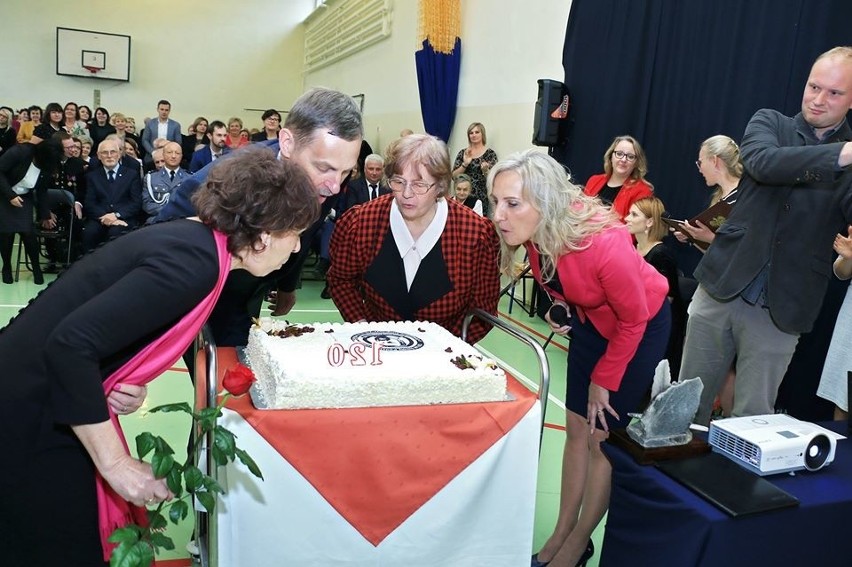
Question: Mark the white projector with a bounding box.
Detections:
[708,414,837,476]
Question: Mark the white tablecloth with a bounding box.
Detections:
[211,403,540,566]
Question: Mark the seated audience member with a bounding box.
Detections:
[626,196,684,377]
[0,136,66,284]
[144,138,170,173]
[338,153,390,215]
[124,137,144,169]
[16,105,42,144]
[33,103,64,142]
[143,142,187,222]
[673,135,743,251]
[189,120,228,173]
[251,109,282,142]
[79,136,93,168]
[83,139,142,252]
[584,135,654,221]
[490,150,669,567]
[817,226,852,422]
[182,117,209,168]
[44,132,86,271]
[16,108,29,131]
[327,134,501,343]
[110,112,138,149]
[317,154,390,299]
[0,148,318,567]
[451,173,483,216]
[0,108,16,158]
[78,105,92,125]
[62,102,88,137]
[150,148,165,171]
[101,133,144,180]
[89,107,116,150]
[225,117,249,148]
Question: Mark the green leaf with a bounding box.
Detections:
[135,432,156,460]
[151,451,175,479]
[211,445,228,467]
[152,436,175,456]
[197,490,216,513]
[166,466,183,496]
[149,531,175,551]
[109,540,154,567]
[213,426,237,458]
[108,526,142,545]
[236,448,264,480]
[149,401,193,415]
[169,499,190,524]
[184,465,203,492]
[202,475,224,495]
[147,510,168,531]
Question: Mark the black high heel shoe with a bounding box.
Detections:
[576,539,595,567]
[2,268,12,284]
[531,539,594,567]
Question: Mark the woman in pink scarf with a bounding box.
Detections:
[0,147,318,566]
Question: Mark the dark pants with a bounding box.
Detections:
[83,218,135,252]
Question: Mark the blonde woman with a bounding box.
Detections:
[452,122,497,215]
[490,150,669,567]
[675,134,743,249]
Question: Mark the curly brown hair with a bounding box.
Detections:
[192,146,319,255]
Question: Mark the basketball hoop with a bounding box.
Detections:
[83,65,101,75]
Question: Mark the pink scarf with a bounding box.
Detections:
[97,229,231,560]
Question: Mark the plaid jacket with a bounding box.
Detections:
[328,195,500,343]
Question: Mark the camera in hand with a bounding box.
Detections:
[549,304,570,327]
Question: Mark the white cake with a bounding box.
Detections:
[245,319,507,409]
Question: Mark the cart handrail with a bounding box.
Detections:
[192,325,218,567]
[461,309,550,448]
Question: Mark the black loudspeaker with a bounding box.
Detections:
[532,79,567,147]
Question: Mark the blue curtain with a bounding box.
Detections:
[415,38,461,143]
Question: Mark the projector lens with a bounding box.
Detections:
[804,434,831,471]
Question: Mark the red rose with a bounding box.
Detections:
[223,364,255,396]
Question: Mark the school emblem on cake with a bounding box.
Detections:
[350,330,424,351]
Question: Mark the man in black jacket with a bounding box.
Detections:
[680,46,852,424]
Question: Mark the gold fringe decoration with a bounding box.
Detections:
[417,0,461,55]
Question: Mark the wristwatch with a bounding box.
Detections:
[115,211,122,219]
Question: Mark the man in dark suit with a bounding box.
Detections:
[680,46,852,424]
[141,100,181,164]
[189,120,228,173]
[154,87,363,346]
[83,138,142,252]
[339,153,391,215]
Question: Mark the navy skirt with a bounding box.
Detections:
[566,301,671,430]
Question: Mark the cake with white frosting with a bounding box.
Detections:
[245,319,507,409]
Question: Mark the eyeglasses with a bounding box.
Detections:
[695,159,702,169]
[266,116,281,122]
[612,150,637,162]
[389,176,436,195]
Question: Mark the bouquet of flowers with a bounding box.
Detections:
[109,364,261,566]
